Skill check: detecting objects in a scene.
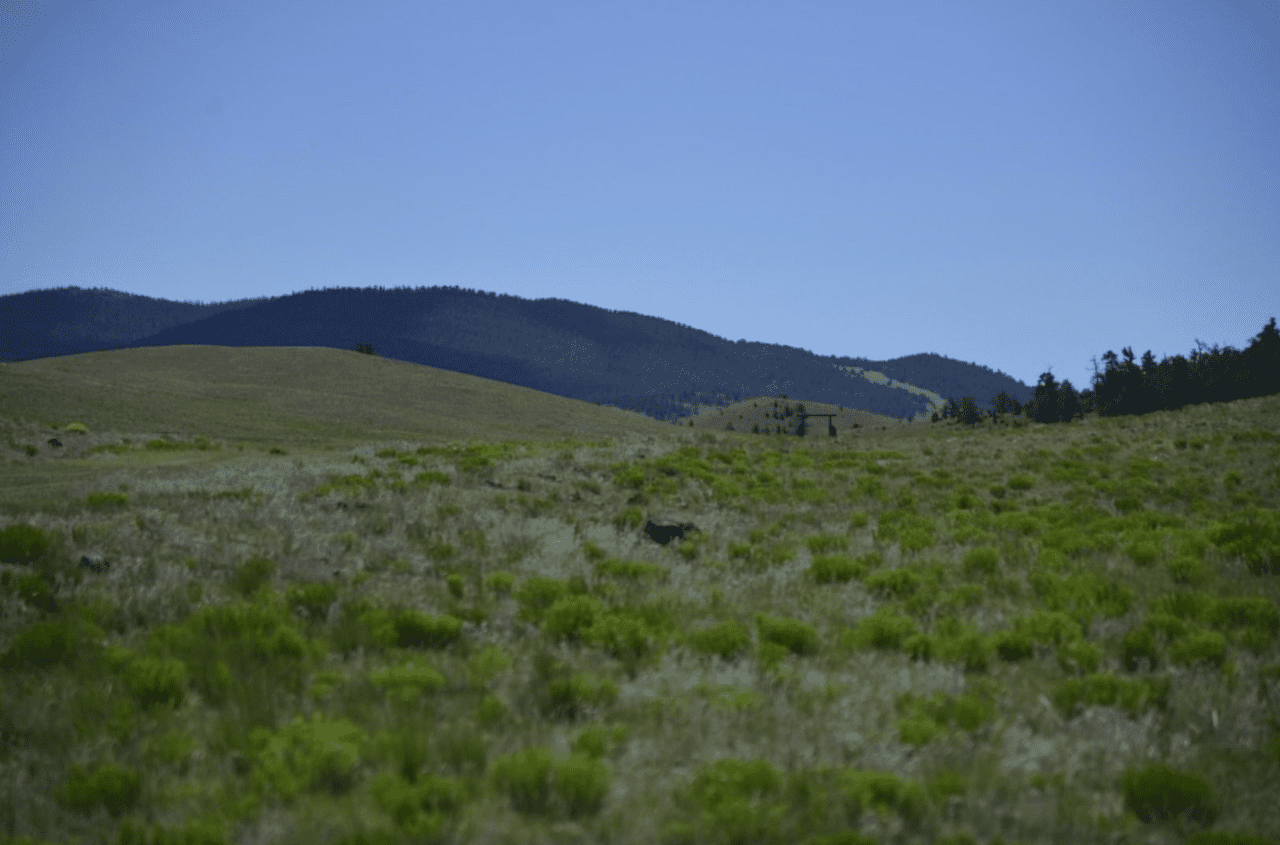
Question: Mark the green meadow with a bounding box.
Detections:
[1,347,1278,845]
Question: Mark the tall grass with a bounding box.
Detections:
[1,392,1278,845]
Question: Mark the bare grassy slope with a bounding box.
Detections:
[0,345,679,447]
[0,345,689,503]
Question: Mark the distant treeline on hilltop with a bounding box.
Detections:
[935,317,1280,427]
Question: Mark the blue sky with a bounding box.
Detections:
[3,0,1278,393]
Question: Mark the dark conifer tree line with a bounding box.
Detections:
[934,317,1279,427]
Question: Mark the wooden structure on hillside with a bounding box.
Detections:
[797,413,838,437]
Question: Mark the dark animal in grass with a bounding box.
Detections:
[47,438,62,448]
[644,520,700,546]
[79,556,110,574]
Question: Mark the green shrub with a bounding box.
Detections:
[491,746,555,815]
[144,601,312,710]
[1121,626,1160,671]
[839,768,927,825]
[543,595,603,641]
[1206,508,1280,575]
[595,559,667,581]
[467,645,513,687]
[992,629,1034,662]
[1152,590,1213,623]
[571,725,615,760]
[1,616,94,670]
[251,713,366,801]
[809,554,865,584]
[232,555,276,597]
[540,672,618,720]
[393,610,462,649]
[941,631,989,674]
[1145,611,1189,640]
[9,572,59,612]
[532,652,618,720]
[0,523,50,564]
[1124,539,1162,567]
[1120,762,1220,825]
[438,725,487,776]
[87,491,128,508]
[123,654,189,709]
[116,817,230,845]
[286,582,339,623]
[806,533,847,554]
[584,612,654,668]
[1166,555,1212,585]
[903,632,935,662]
[1208,596,1279,637]
[1015,609,1083,647]
[56,761,141,817]
[419,772,467,814]
[447,573,465,598]
[898,690,993,738]
[1184,832,1273,845]
[553,753,611,818]
[477,694,505,727]
[614,506,645,531]
[951,695,993,732]
[898,716,942,747]
[674,758,784,844]
[516,576,570,622]
[484,570,516,595]
[1171,630,1227,669]
[1053,673,1168,718]
[961,546,1000,577]
[370,658,446,705]
[371,770,464,838]
[688,620,751,660]
[1056,638,1102,675]
[865,568,921,600]
[926,769,968,803]
[756,614,819,656]
[849,610,916,652]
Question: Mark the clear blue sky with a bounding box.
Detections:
[3,0,1278,393]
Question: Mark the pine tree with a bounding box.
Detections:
[1055,379,1083,422]
[1028,372,1060,423]
[958,397,982,426]
[1243,317,1280,396]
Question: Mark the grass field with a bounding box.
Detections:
[2,346,1278,845]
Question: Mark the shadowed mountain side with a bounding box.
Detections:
[3,286,990,420]
[0,345,685,452]
[119,288,934,420]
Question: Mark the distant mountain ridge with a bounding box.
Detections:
[0,284,1035,422]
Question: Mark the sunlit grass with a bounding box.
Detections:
[1,393,1278,844]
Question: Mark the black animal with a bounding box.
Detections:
[47,438,62,448]
[644,520,700,546]
[79,556,110,573]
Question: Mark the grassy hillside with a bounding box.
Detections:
[1,347,1278,845]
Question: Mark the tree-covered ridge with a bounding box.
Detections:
[937,318,1280,427]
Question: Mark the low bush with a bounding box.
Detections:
[1120,762,1220,825]
[756,614,819,656]
[0,523,50,564]
[688,619,751,660]
[56,761,142,817]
